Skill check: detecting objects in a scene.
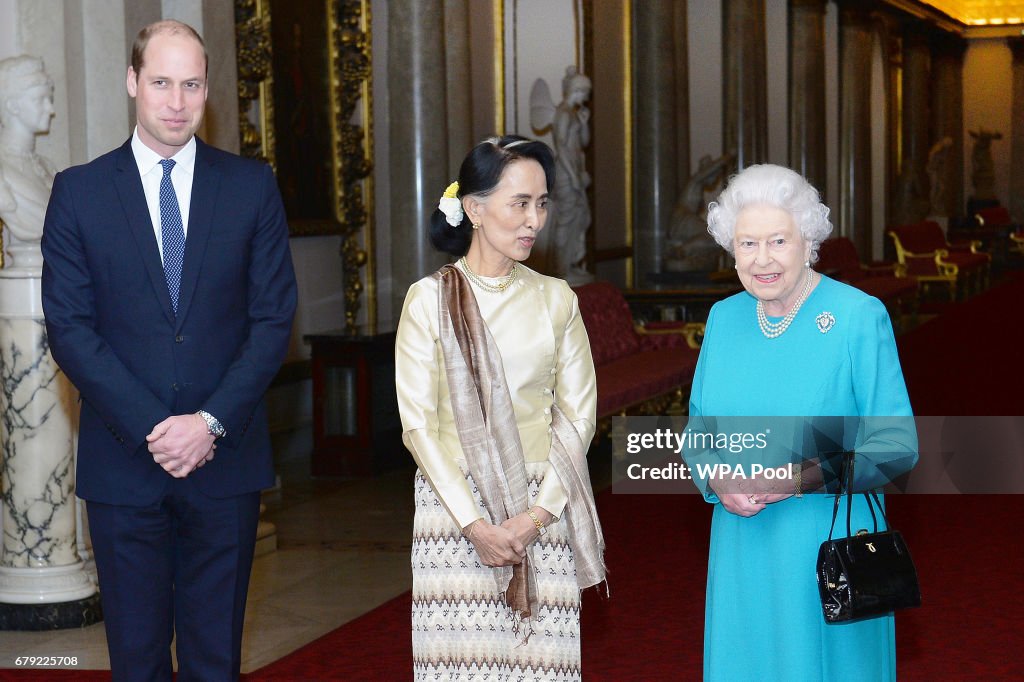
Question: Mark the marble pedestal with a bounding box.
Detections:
[0,269,100,630]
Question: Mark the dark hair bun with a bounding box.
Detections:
[429,207,473,257]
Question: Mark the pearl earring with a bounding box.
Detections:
[804,260,810,268]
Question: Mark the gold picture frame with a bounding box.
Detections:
[235,0,374,329]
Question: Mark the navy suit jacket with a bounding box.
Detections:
[41,138,297,506]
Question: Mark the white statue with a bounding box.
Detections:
[664,152,734,272]
[0,56,57,270]
[926,136,953,217]
[894,157,930,226]
[530,66,592,284]
[969,128,1002,201]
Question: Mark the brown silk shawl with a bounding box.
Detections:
[434,265,607,626]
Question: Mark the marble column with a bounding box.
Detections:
[444,0,472,180]
[788,0,827,193]
[837,2,873,255]
[876,14,902,230]
[723,0,767,170]
[633,0,679,285]
[930,32,966,221]
[1009,38,1024,224]
[672,2,690,199]
[895,25,931,225]
[0,270,100,630]
[388,0,450,315]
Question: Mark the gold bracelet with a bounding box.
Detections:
[794,463,803,498]
[526,508,547,537]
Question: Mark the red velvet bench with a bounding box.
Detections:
[573,281,703,431]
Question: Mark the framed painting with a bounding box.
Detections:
[235,0,375,327]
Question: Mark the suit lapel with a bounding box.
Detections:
[113,140,176,324]
[174,138,222,330]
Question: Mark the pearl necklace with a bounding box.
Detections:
[756,269,816,339]
[459,256,518,293]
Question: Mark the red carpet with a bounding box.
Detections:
[898,272,1024,415]
[238,494,1023,681]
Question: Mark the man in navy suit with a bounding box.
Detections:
[41,20,296,681]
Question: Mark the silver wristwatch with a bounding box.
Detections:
[197,410,226,438]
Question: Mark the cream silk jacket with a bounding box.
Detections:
[395,263,598,529]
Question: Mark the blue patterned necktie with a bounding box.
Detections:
[159,158,186,314]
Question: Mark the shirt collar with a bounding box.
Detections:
[131,127,197,177]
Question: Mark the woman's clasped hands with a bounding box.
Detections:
[463,507,553,567]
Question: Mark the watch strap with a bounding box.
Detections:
[197,410,226,438]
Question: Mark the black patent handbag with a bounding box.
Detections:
[816,452,921,623]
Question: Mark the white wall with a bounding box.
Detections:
[0,0,16,58]
[688,0,723,173]
[962,38,1013,209]
[287,236,345,360]
[505,0,580,143]
[687,1,791,170]
[161,0,202,30]
[766,0,788,165]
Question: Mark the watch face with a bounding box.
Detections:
[200,411,225,437]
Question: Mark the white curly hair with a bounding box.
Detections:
[706,164,833,263]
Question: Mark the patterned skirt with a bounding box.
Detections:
[411,462,582,681]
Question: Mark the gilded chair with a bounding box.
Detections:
[975,206,1024,257]
[888,221,990,301]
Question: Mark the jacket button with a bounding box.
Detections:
[175,335,184,343]
[172,383,179,391]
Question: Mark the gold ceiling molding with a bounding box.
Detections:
[921,1,1024,24]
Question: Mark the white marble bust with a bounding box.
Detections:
[0,56,57,270]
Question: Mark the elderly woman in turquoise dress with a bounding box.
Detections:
[684,164,918,681]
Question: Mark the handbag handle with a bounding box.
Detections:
[827,451,892,542]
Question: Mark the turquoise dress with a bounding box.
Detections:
[685,275,918,682]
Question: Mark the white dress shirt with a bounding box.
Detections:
[131,129,196,264]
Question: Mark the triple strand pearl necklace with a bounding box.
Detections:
[459,256,518,293]
[756,268,816,339]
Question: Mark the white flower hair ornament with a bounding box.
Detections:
[438,181,464,227]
